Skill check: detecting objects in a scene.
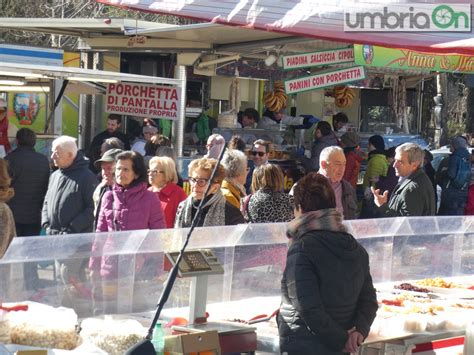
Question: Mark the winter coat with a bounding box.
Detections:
[6,146,50,225]
[341,179,358,220]
[149,183,187,228]
[343,149,363,188]
[91,181,165,279]
[447,147,472,190]
[0,202,15,258]
[438,148,471,215]
[244,189,294,223]
[464,185,474,215]
[300,134,339,172]
[363,151,388,189]
[96,181,165,233]
[221,179,245,209]
[278,230,378,353]
[41,151,98,234]
[175,194,245,228]
[88,130,130,173]
[380,169,435,217]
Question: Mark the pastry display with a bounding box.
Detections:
[264,81,288,112]
[416,277,456,289]
[333,86,355,108]
[374,277,474,335]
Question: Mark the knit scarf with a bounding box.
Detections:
[176,190,226,227]
[286,208,347,241]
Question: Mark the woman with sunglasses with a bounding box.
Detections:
[174,157,245,228]
[148,156,187,228]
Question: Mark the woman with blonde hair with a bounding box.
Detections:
[148,156,187,228]
[242,163,294,223]
[175,157,245,228]
[0,158,15,258]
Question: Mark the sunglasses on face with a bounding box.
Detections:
[251,151,266,157]
[189,177,210,187]
[148,169,165,175]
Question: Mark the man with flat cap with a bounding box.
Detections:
[92,148,123,229]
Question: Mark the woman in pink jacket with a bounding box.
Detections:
[89,151,165,314]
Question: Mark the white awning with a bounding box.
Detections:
[0,61,182,86]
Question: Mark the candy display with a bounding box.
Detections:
[80,317,147,355]
[6,302,79,350]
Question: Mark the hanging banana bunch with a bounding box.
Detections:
[263,80,288,112]
[229,77,241,113]
[334,86,355,108]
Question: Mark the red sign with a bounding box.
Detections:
[105,82,180,120]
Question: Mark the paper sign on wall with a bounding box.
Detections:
[282,48,354,70]
[106,82,180,120]
[284,66,366,94]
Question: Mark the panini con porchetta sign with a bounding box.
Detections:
[282,48,355,70]
[284,66,366,95]
[106,82,180,120]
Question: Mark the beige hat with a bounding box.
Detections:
[341,132,360,148]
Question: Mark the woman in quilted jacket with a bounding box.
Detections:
[89,151,165,314]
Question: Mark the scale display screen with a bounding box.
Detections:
[168,251,213,273]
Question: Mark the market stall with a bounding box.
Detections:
[0,55,186,156]
[1,216,474,353]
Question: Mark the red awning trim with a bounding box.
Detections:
[97,0,474,55]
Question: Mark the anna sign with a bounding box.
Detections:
[355,44,474,73]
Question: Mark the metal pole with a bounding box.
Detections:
[173,65,186,157]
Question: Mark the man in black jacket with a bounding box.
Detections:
[42,136,98,288]
[42,136,98,234]
[278,173,377,354]
[88,114,130,173]
[6,128,50,289]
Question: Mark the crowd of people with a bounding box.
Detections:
[0,112,473,354]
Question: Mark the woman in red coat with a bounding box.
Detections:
[148,156,187,228]
[341,132,364,188]
[464,184,474,215]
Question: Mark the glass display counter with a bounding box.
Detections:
[1,216,474,353]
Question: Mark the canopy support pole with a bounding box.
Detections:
[173,64,186,157]
[44,79,69,134]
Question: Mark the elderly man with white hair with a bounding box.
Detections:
[318,146,358,220]
[372,143,435,216]
[42,136,98,235]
